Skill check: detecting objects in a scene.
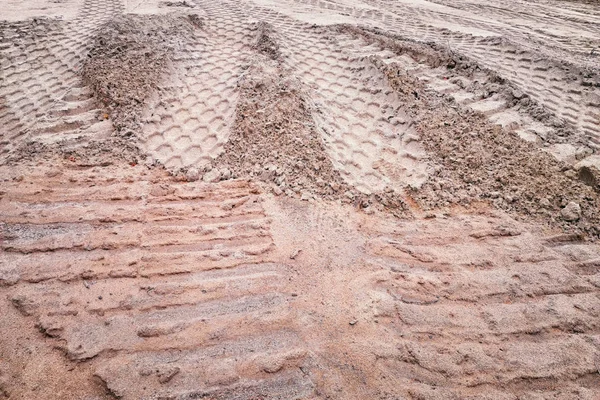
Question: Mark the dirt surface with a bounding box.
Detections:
[212,23,350,201]
[82,13,202,137]
[1,0,600,399]
[339,26,600,236]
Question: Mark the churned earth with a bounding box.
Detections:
[1,0,599,399]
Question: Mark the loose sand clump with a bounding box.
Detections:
[253,22,280,60]
[362,45,600,236]
[81,13,202,137]
[338,25,581,143]
[210,59,408,211]
[210,24,407,214]
[214,57,350,201]
[0,17,62,42]
[6,136,143,168]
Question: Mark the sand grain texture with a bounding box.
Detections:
[1,0,599,399]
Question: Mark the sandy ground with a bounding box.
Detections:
[1,0,600,399]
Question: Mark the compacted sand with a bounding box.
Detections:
[1,0,600,399]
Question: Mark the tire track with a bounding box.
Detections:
[355,213,600,399]
[258,0,600,153]
[0,164,315,399]
[142,3,255,170]
[0,0,123,161]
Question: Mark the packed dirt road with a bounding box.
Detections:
[1,0,599,399]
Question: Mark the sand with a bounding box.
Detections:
[1,0,599,399]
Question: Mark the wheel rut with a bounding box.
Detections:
[1,1,600,399]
